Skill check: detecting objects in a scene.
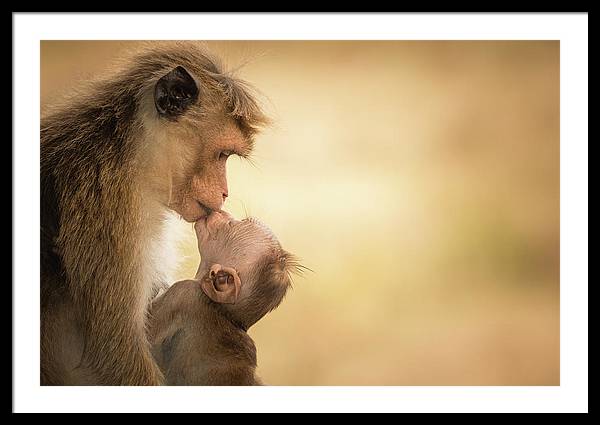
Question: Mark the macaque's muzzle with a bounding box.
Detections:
[195,210,236,239]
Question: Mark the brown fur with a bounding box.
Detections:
[40,42,268,385]
[148,279,259,386]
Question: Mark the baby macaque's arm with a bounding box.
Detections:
[148,279,203,377]
[150,280,171,302]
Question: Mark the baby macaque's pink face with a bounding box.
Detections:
[194,210,282,300]
[193,210,300,329]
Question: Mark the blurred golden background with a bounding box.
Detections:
[41,41,559,385]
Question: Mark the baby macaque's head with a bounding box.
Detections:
[194,210,301,329]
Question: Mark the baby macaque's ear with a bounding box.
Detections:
[200,264,241,304]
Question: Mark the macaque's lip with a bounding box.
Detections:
[196,200,211,216]
[184,201,210,223]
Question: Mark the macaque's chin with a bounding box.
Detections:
[194,218,216,260]
[194,216,208,239]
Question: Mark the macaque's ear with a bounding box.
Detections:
[154,66,199,119]
[200,264,241,304]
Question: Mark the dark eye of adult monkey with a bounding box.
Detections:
[40,42,269,385]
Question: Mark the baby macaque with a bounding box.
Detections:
[148,210,301,385]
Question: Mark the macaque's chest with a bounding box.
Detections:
[144,209,190,299]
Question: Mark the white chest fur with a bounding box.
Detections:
[141,208,190,304]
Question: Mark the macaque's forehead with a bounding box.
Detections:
[213,121,254,157]
[228,219,279,255]
[208,218,279,271]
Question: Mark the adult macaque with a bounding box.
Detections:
[149,210,302,385]
[40,42,268,385]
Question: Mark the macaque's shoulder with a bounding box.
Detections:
[158,279,201,300]
[151,279,204,314]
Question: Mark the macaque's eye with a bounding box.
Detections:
[219,151,233,161]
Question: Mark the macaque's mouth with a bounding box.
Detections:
[180,201,211,224]
[195,201,212,216]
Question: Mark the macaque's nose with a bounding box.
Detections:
[222,192,228,201]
